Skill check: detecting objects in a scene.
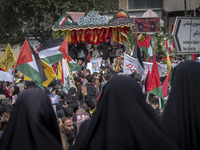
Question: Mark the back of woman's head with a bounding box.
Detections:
[162,61,200,150]
[72,75,178,150]
[0,88,62,150]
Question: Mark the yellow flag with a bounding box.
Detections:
[24,75,32,81]
[112,28,116,42]
[56,62,62,80]
[24,60,56,87]
[68,31,71,44]
[118,27,122,44]
[81,30,85,43]
[167,53,171,73]
[0,44,16,72]
[42,60,56,88]
[94,30,98,44]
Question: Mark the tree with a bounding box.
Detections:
[0,0,119,45]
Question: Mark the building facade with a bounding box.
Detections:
[119,0,200,32]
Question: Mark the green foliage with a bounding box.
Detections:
[153,32,165,55]
[121,28,135,55]
[0,0,119,45]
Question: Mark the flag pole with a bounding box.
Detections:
[115,56,122,72]
[12,66,16,86]
[159,97,161,109]
[146,92,149,103]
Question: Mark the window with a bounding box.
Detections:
[128,0,163,9]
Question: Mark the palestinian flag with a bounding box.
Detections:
[59,13,73,26]
[15,39,46,90]
[162,70,171,98]
[140,35,153,62]
[61,37,81,72]
[24,60,56,88]
[132,34,145,79]
[163,39,171,55]
[148,55,164,109]
[132,34,143,67]
[38,37,66,64]
[66,55,81,72]
[161,56,167,64]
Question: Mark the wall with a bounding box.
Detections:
[119,0,128,10]
[164,0,200,12]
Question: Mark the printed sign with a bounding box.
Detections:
[173,17,200,54]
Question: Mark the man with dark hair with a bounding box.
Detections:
[57,90,66,107]
[78,73,86,85]
[74,77,82,100]
[68,100,79,114]
[69,43,79,61]
[62,117,76,150]
[62,97,73,109]
[81,85,95,111]
[86,75,96,98]
[85,69,91,76]
[24,81,37,89]
[92,72,99,80]
[79,102,89,113]
[100,38,112,65]
[63,107,74,118]
[150,98,160,115]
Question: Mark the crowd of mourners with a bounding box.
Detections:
[0,39,200,150]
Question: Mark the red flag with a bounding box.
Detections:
[61,59,64,84]
[171,24,176,49]
[0,68,5,71]
[15,39,33,67]
[162,70,171,98]
[71,30,75,43]
[171,23,174,33]
[192,54,195,60]
[87,53,91,62]
[2,84,9,98]
[34,44,40,54]
[146,69,151,92]
[168,46,171,54]
[58,37,68,58]
[53,63,58,73]
[150,55,161,90]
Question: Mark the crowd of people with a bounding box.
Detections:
[0,38,200,150]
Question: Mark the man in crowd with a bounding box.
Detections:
[62,117,76,150]
[69,43,79,61]
[100,38,112,65]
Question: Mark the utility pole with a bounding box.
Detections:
[184,0,188,16]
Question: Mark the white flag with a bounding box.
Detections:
[0,71,13,82]
[62,58,75,93]
[123,54,163,77]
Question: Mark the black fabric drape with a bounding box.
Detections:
[162,61,200,150]
[72,75,178,150]
[0,88,63,150]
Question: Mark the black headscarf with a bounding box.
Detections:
[0,89,63,150]
[68,87,76,96]
[72,75,178,150]
[162,61,200,150]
